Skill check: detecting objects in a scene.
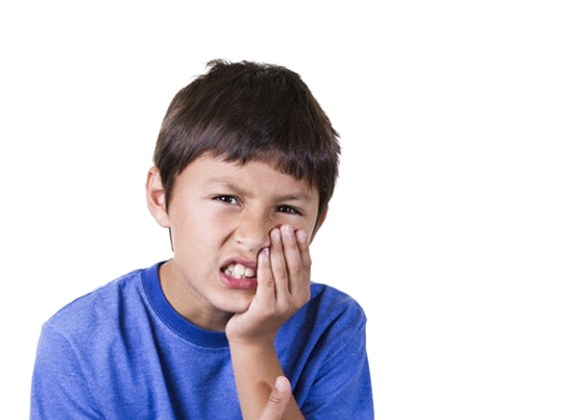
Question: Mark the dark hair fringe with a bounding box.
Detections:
[154,60,340,216]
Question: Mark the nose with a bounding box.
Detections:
[234,211,272,253]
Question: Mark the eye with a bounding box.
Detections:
[277,205,302,215]
[213,195,239,205]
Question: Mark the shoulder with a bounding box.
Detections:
[43,268,146,340]
[308,282,367,325]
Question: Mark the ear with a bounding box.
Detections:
[146,166,170,228]
[310,206,328,243]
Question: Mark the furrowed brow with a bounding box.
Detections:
[205,179,250,195]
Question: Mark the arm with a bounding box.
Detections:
[228,340,302,420]
[226,225,310,419]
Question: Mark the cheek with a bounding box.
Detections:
[173,208,233,244]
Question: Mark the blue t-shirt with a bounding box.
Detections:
[31,263,373,419]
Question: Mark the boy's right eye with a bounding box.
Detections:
[213,195,239,205]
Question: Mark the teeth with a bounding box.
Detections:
[225,263,256,279]
[234,263,245,277]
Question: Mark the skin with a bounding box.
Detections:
[146,153,326,419]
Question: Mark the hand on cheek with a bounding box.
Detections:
[225,225,312,344]
[270,225,311,307]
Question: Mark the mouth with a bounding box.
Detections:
[222,262,256,280]
[219,259,258,289]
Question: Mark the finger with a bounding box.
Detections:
[280,225,304,295]
[295,229,311,266]
[257,376,291,420]
[256,247,275,304]
[269,227,290,302]
[295,228,312,302]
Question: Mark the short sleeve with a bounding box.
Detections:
[31,325,101,419]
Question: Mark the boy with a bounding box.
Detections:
[31,60,373,419]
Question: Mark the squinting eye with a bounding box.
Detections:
[213,195,239,205]
[277,205,301,215]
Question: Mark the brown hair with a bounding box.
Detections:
[154,60,340,216]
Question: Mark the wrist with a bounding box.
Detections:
[226,333,276,350]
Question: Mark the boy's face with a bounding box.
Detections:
[147,154,324,330]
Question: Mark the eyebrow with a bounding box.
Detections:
[205,179,314,202]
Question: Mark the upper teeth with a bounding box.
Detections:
[225,263,255,279]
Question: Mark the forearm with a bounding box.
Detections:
[229,340,304,420]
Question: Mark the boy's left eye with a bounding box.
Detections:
[213,195,239,205]
[277,205,301,215]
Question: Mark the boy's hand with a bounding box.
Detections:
[225,224,311,344]
[227,225,310,419]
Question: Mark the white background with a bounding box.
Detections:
[1,1,579,419]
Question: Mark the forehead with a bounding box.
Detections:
[177,154,318,200]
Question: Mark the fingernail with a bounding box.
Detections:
[275,376,288,391]
[296,230,307,244]
[260,247,270,258]
[271,228,281,243]
[281,224,293,238]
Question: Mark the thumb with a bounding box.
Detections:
[257,376,291,420]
